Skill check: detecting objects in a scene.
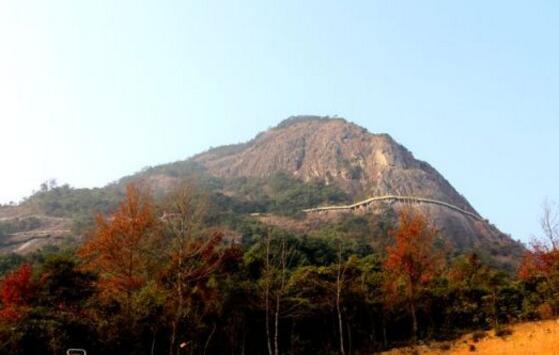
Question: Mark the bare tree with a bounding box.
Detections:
[262,231,296,355]
[163,182,224,355]
[540,199,559,251]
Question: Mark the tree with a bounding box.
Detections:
[0,253,25,277]
[0,263,34,322]
[39,255,97,310]
[442,253,491,332]
[78,183,161,348]
[448,252,484,289]
[518,200,559,317]
[335,240,347,355]
[518,200,559,280]
[384,207,441,341]
[37,256,99,354]
[160,182,227,355]
[257,231,298,355]
[0,264,36,354]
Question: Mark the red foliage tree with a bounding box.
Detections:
[0,264,35,322]
[384,206,441,340]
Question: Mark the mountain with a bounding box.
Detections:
[194,116,473,207]
[191,116,521,258]
[0,116,524,268]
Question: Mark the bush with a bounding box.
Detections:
[495,327,513,337]
[469,344,477,352]
[471,331,487,343]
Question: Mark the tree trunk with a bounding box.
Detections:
[151,331,157,355]
[170,236,185,355]
[336,242,346,355]
[336,292,345,355]
[265,234,273,355]
[241,330,246,355]
[265,285,272,355]
[203,323,216,355]
[410,301,418,343]
[289,321,295,355]
[275,293,280,355]
[274,236,287,355]
[169,321,177,355]
[493,289,499,330]
[382,314,388,349]
[346,321,352,355]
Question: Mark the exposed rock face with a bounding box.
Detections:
[193,116,522,261]
[194,116,474,210]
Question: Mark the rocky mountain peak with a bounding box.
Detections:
[193,116,471,211]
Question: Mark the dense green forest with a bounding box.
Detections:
[0,182,557,355]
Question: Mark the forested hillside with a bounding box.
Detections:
[0,182,556,354]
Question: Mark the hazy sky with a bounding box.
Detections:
[1,1,558,242]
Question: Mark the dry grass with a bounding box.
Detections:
[381,319,559,355]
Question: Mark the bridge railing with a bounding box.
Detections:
[303,195,482,221]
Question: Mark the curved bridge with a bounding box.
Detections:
[303,195,483,221]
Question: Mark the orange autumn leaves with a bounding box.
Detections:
[517,201,559,292]
[383,206,442,339]
[79,184,160,303]
[385,207,442,289]
[77,183,232,319]
[517,242,559,281]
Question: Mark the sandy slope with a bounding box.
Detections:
[382,319,559,355]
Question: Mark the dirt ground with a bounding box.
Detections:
[381,319,559,355]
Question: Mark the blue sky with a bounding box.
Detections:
[0,1,557,242]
